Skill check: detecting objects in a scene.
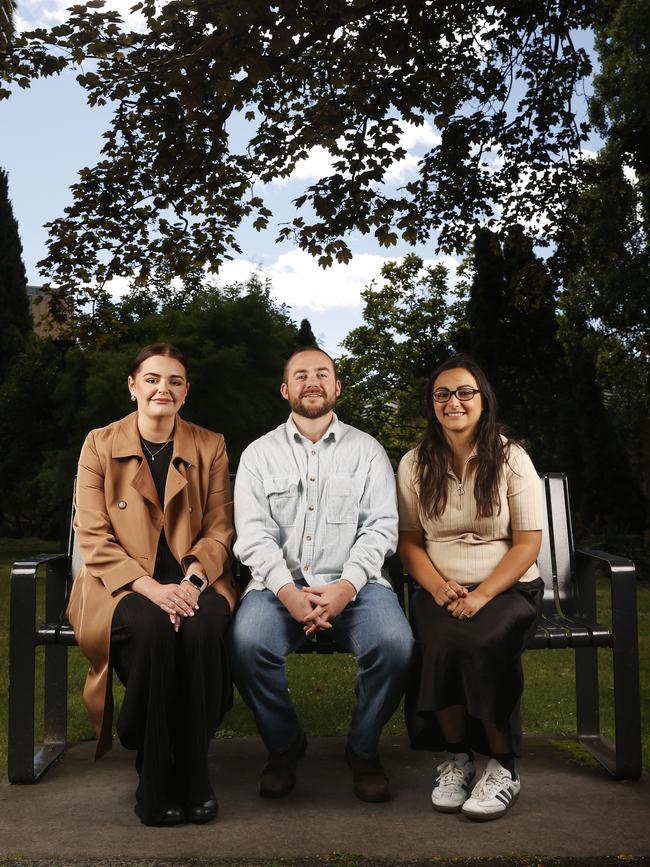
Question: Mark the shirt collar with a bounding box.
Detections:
[285,412,340,446]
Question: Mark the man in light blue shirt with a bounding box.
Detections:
[230,347,414,802]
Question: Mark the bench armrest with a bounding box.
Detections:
[11,553,71,629]
[574,546,638,655]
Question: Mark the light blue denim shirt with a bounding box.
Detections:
[233,413,397,596]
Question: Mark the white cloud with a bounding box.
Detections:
[17,0,147,31]
[216,248,459,312]
[103,274,132,297]
[398,119,440,152]
[272,119,441,187]
[285,146,336,182]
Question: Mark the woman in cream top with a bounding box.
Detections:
[397,355,543,822]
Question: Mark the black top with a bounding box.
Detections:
[141,438,183,585]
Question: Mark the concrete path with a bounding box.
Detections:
[1,736,649,865]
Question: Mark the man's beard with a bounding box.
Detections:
[290,390,336,419]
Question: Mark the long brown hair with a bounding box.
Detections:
[415,355,512,520]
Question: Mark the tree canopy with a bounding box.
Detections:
[0,275,300,537]
[337,253,459,463]
[2,0,593,299]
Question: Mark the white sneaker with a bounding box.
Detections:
[461,758,520,821]
[431,752,475,813]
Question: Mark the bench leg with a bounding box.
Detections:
[575,554,642,780]
[9,560,69,783]
[43,559,69,755]
[9,562,39,783]
[609,563,642,779]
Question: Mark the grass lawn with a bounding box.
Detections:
[1,538,648,777]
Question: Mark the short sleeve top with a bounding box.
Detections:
[397,440,543,585]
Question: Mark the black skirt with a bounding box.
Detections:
[405,577,543,756]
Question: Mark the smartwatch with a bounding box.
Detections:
[182,573,208,593]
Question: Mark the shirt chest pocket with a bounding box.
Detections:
[327,474,363,524]
[264,476,300,527]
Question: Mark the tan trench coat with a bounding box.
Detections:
[66,411,237,758]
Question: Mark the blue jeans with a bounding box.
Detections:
[229,582,415,758]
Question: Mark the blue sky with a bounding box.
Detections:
[1,1,595,355]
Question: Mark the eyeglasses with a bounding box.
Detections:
[432,387,481,403]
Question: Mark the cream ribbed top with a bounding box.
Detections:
[397,441,542,585]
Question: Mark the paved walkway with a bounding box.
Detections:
[1,736,649,865]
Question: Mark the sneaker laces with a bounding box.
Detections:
[436,759,467,791]
[472,765,511,800]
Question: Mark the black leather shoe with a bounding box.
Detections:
[345,745,391,802]
[259,731,307,798]
[134,802,186,827]
[186,797,219,824]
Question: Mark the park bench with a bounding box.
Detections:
[8,472,642,785]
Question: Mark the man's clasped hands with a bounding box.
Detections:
[277,580,357,635]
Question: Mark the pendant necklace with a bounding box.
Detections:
[141,439,172,461]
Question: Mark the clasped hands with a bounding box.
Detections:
[132,572,202,633]
[434,580,487,620]
[278,580,356,636]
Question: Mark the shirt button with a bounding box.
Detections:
[304,564,310,571]
[188,506,193,513]
[306,535,312,541]
[308,505,315,511]
[309,476,315,482]
[117,500,127,509]
[311,450,316,455]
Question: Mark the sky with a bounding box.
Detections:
[1,1,594,355]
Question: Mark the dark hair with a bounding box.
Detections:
[282,346,337,383]
[129,342,189,379]
[415,354,511,520]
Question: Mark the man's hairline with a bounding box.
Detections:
[283,348,337,384]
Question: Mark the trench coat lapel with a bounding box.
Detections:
[111,412,160,509]
[130,458,161,509]
[110,412,199,512]
[164,415,198,509]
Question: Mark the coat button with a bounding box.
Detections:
[117,500,127,509]
[189,506,193,513]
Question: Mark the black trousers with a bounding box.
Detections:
[111,588,231,818]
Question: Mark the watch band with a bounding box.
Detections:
[182,573,207,593]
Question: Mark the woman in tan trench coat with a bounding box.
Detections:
[67,342,237,827]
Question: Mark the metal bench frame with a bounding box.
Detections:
[8,472,642,783]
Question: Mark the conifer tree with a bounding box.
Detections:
[0,167,31,379]
[457,226,644,531]
[456,227,565,460]
[296,318,318,348]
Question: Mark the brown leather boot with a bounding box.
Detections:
[259,731,307,798]
[345,744,391,802]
